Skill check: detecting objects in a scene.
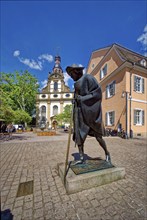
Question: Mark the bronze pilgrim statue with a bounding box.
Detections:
[66,64,111,165]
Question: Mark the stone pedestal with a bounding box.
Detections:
[58,162,125,194]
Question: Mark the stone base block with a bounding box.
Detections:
[58,162,125,194]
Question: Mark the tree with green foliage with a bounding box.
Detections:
[0,71,39,126]
[0,106,15,124]
[14,110,32,124]
[56,104,72,126]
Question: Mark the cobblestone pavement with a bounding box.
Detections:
[0,131,146,220]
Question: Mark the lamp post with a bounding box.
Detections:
[129,69,133,138]
[129,94,133,138]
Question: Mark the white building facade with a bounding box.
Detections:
[36,56,74,129]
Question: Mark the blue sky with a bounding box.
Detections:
[1,0,147,90]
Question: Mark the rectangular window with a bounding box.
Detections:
[106,81,115,98]
[106,111,115,126]
[134,109,145,125]
[54,82,58,91]
[134,75,144,93]
[53,105,58,115]
[100,64,107,79]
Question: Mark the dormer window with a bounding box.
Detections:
[140,59,146,67]
[100,64,107,80]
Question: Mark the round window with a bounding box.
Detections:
[53,94,58,98]
[92,64,95,69]
[41,94,46,98]
[65,93,70,97]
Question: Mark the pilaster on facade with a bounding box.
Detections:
[60,100,64,113]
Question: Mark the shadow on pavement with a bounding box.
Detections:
[0,133,30,142]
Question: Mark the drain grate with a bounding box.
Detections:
[17,180,33,197]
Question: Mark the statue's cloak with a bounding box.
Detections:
[73,74,104,145]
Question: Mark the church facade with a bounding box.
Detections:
[36,56,74,129]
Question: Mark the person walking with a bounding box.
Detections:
[6,123,13,139]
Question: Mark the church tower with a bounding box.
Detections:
[52,55,63,74]
[36,55,73,129]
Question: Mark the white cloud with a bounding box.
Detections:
[41,79,48,88]
[137,24,147,55]
[13,50,54,70]
[79,64,84,67]
[13,50,20,57]
[78,64,86,74]
[18,57,43,70]
[38,54,54,62]
[64,71,71,86]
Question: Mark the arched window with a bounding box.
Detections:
[54,82,58,91]
[53,105,58,115]
[41,105,46,117]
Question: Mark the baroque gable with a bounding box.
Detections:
[36,55,73,129]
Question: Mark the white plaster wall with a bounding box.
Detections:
[50,80,54,92]
[58,80,61,88]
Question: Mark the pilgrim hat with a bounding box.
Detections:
[66,64,84,76]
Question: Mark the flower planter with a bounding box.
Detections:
[37,131,56,136]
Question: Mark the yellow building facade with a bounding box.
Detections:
[87,44,147,138]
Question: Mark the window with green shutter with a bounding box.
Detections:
[106,81,116,98]
[105,112,107,126]
[142,78,144,93]
[100,64,107,80]
[142,110,145,125]
[134,75,137,91]
[106,111,115,126]
[134,75,145,93]
[134,109,145,125]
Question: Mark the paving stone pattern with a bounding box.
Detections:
[0,132,146,220]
